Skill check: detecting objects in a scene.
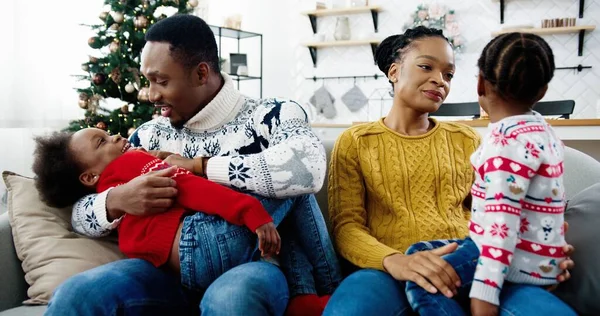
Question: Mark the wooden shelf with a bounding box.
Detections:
[302,5,382,17]
[303,39,380,48]
[494,0,587,24]
[302,6,382,34]
[492,25,595,36]
[491,25,596,56]
[303,40,381,67]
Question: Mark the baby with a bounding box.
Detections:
[32,128,280,274]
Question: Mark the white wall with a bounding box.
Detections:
[0,0,106,129]
[284,0,600,124]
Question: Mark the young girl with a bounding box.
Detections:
[404,32,574,316]
[324,27,576,316]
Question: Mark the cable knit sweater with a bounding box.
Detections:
[469,111,566,305]
[329,118,480,270]
[72,73,326,237]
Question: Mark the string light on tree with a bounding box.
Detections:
[67,0,193,137]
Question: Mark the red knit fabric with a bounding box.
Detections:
[97,150,272,267]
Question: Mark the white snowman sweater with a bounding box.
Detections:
[468,111,567,305]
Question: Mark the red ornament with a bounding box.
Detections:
[92,73,107,85]
[96,122,107,130]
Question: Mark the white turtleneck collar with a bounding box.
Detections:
[184,72,244,130]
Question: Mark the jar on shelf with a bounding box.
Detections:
[334,17,351,41]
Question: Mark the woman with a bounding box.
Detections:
[324,26,575,315]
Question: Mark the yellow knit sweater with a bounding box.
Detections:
[328,118,480,271]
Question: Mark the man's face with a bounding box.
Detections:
[140,42,202,129]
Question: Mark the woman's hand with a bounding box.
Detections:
[546,221,575,292]
[382,243,461,298]
[471,298,498,316]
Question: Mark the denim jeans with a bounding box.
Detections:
[180,194,341,296]
[46,194,339,316]
[405,238,478,316]
[323,251,576,316]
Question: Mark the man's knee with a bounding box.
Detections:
[201,262,289,315]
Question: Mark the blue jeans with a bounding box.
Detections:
[179,194,341,296]
[46,194,339,316]
[324,265,576,316]
[404,238,478,316]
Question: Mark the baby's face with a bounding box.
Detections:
[70,128,133,177]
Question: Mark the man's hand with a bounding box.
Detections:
[255,222,281,258]
[106,166,178,220]
[164,154,195,172]
[147,150,175,160]
[471,298,499,316]
[382,243,460,298]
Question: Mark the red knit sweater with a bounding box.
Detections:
[97,150,272,267]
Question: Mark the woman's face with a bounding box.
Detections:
[389,37,455,113]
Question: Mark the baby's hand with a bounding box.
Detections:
[255,222,280,258]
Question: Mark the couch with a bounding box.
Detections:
[1,139,600,316]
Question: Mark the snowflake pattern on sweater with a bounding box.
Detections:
[71,73,326,237]
[468,111,567,305]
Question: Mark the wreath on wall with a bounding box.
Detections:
[404,4,463,54]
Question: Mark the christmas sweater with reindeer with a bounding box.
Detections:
[72,72,326,237]
[468,111,566,305]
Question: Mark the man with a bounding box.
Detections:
[46,14,339,316]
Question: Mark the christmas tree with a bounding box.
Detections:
[67,0,198,137]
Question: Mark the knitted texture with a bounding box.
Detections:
[469,111,567,305]
[72,73,325,237]
[328,118,480,270]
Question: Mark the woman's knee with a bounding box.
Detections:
[324,269,411,316]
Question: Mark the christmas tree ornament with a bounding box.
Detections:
[96,122,107,130]
[137,87,150,101]
[81,64,89,71]
[134,16,149,28]
[128,127,136,137]
[110,67,122,84]
[79,92,89,101]
[88,37,102,49]
[188,0,199,7]
[109,23,120,31]
[125,83,136,93]
[93,73,107,85]
[121,104,130,114]
[99,11,109,21]
[109,41,120,53]
[111,12,124,23]
[89,56,98,63]
[78,99,89,109]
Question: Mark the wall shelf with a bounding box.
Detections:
[491,25,596,56]
[302,6,382,34]
[494,0,587,24]
[303,40,381,67]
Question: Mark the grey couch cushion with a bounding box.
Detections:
[554,182,600,315]
[0,306,46,316]
[0,213,28,311]
[563,146,600,200]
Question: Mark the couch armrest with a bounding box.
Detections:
[0,212,28,312]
